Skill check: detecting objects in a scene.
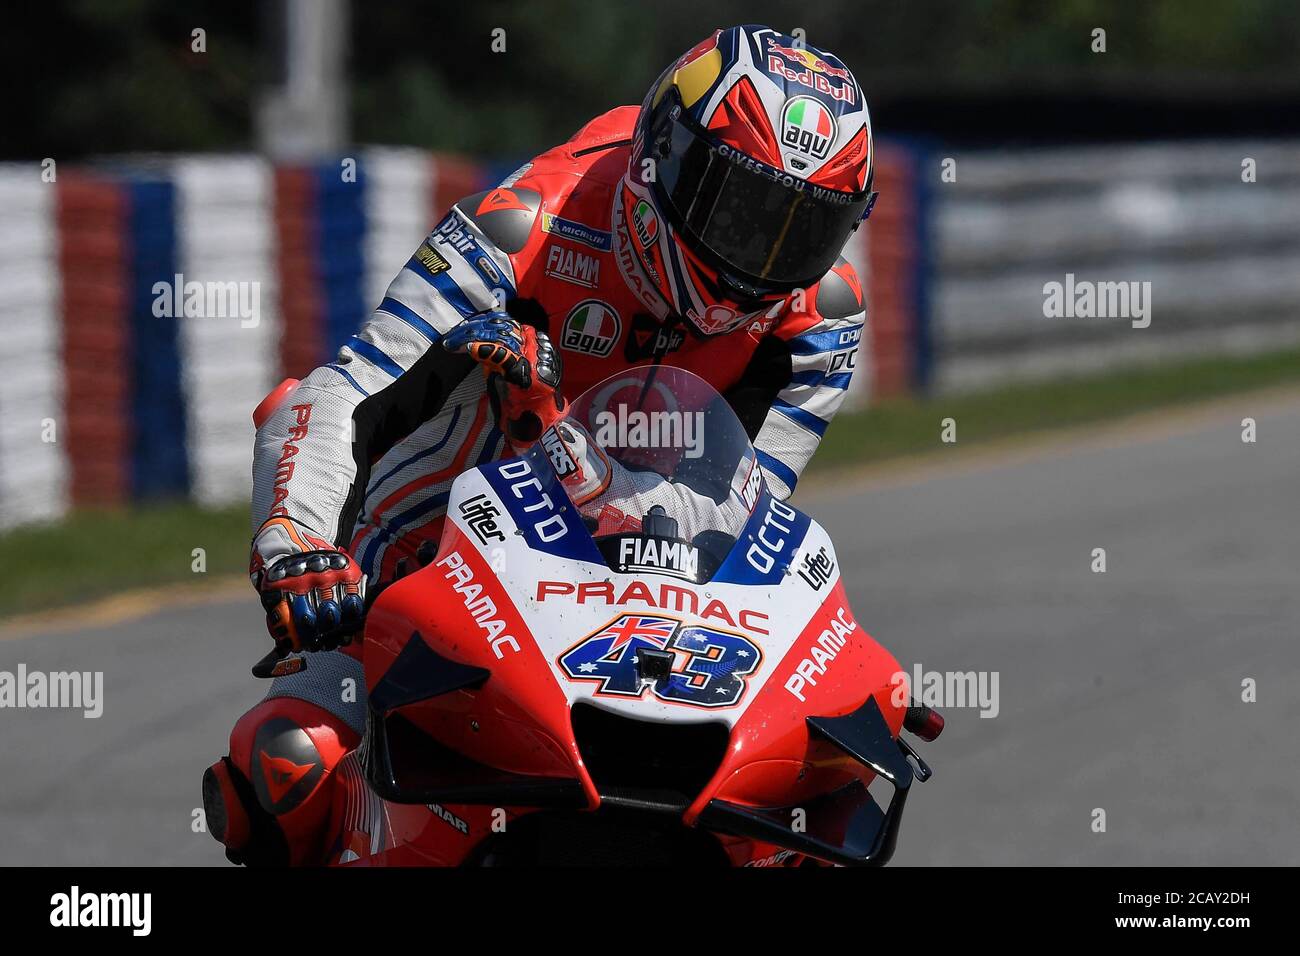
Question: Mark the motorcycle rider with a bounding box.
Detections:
[202,24,877,865]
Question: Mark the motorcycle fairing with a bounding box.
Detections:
[441,460,846,725]
[359,457,912,864]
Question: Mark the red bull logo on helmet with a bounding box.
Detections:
[765,38,856,105]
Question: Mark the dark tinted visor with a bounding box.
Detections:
[653,112,874,289]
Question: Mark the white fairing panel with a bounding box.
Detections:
[445,459,842,729]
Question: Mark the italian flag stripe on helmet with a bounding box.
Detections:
[787,99,832,137]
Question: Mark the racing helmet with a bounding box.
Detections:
[619,25,876,336]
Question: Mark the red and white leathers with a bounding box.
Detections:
[253,106,865,581]
[209,106,867,865]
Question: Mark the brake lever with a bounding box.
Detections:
[251,644,307,679]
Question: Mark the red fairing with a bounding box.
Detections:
[362,523,600,808]
[686,581,906,822]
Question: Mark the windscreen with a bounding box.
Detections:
[554,366,765,583]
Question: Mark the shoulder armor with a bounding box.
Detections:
[455,186,542,255]
[814,257,865,321]
[565,106,638,154]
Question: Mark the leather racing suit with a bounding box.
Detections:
[203,106,867,865]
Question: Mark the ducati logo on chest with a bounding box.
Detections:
[561,299,621,357]
[545,244,600,288]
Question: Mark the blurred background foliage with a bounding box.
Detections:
[10,0,1300,161]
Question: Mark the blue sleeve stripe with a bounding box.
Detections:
[474,426,506,466]
[404,260,479,317]
[359,489,454,576]
[788,324,864,355]
[344,335,404,379]
[377,296,442,343]
[326,363,371,396]
[371,404,462,490]
[773,399,829,437]
[756,449,799,494]
[790,369,854,390]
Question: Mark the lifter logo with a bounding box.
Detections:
[459,493,505,544]
[798,546,835,590]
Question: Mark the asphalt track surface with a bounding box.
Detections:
[2,391,1296,866]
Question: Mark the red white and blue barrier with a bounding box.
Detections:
[0,145,929,528]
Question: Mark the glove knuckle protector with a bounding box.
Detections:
[255,548,366,653]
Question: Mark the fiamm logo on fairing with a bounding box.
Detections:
[617,537,700,580]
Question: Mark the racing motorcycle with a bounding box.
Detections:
[271,366,942,866]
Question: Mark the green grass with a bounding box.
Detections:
[0,501,250,619]
[4,347,1300,620]
[810,347,1300,471]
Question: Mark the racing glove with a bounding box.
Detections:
[443,312,566,450]
[250,518,366,657]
